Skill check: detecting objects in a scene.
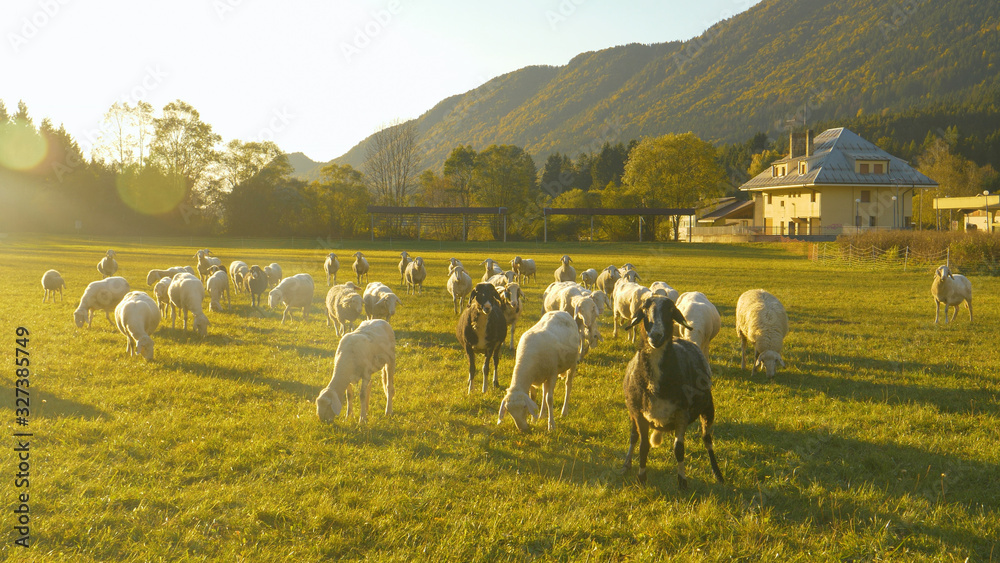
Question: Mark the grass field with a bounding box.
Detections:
[2,236,998,562]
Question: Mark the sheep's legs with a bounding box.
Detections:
[490,347,501,390]
[623,418,639,471]
[636,418,651,485]
[481,353,490,393]
[359,375,371,424]
[701,413,724,484]
[934,301,942,323]
[560,367,576,417]
[968,300,973,322]
[542,379,555,431]
[382,361,395,416]
[739,333,748,369]
[466,348,477,394]
[674,424,687,490]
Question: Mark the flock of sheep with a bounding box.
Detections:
[39,246,974,487]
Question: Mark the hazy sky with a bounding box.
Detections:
[2,0,761,162]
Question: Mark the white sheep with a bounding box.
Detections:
[325,282,364,336]
[264,263,283,288]
[74,276,131,328]
[229,261,249,294]
[485,273,509,287]
[114,291,161,361]
[493,280,526,350]
[553,255,576,282]
[404,256,427,295]
[194,249,222,282]
[362,282,403,321]
[510,256,536,285]
[398,251,411,287]
[352,252,369,285]
[931,265,973,323]
[673,291,721,358]
[480,258,504,282]
[595,265,621,300]
[315,319,395,424]
[207,270,231,312]
[153,275,172,317]
[735,289,788,379]
[324,253,340,286]
[582,288,612,317]
[448,257,464,276]
[41,269,65,303]
[542,281,602,356]
[146,266,196,286]
[97,250,118,278]
[613,278,651,341]
[167,272,210,337]
[447,265,473,314]
[580,268,598,289]
[649,281,679,302]
[268,273,315,323]
[498,311,582,432]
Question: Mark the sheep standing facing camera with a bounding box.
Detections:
[325,282,364,336]
[931,265,973,323]
[397,251,411,288]
[315,319,395,424]
[114,291,161,361]
[735,289,788,379]
[207,270,231,312]
[230,261,249,294]
[595,265,621,300]
[404,256,427,295]
[510,256,536,285]
[246,265,269,307]
[554,255,576,282]
[324,253,340,286]
[456,283,507,393]
[97,250,118,278]
[498,311,582,432]
[74,277,131,328]
[268,273,315,323]
[622,296,724,489]
[167,272,210,337]
[447,266,473,314]
[41,269,66,303]
[352,252,369,285]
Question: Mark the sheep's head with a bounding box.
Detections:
[146,270,164,286]
[754,350,785,379]
[511,256,522,268]
[73,308,88,328]
[561,255,572,266]
[353,251,364,259]
[625,296,691,349]
[470,283,502,316]
[497,389,538,432]
[107,250,117,258]
[136,336,154,361]
[268,288,284,309]
[400,251,409,259]
[935,265,953,280]
[194,314,210,338]
[621,269,641,283]
[413,257,424,269]
[344,293,364,316]
[316,388,343,423]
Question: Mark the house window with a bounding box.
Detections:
[810,192,817,203]
[767,193,773,204]
[780,200,785,207]
[873,163,884,174]
[869,216,876,227]
[859,163,870,174]
[861,190,871,203]
[799,162,807,175]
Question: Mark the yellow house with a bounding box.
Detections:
[739,128,938,236]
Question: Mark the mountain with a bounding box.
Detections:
[318,0,1000,174]
[285,151,324,181]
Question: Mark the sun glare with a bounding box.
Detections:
[0,121,48,171]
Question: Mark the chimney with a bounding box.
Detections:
[806,129,813,157]
[789,131,796,159]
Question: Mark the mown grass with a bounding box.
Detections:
[1,235,998,562]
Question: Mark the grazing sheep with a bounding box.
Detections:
[541,281,601,357]
[580,268,598,290]
[498,311,582,432]
[246,265,269,307]
[613,278,651,341]
[97,249,118,278]
[494,281,526,350]
[649,281,679,302]
[229,261,249,294]
[74,276,131,328]
[268,273,315,323]
[194,249,223,282]
[167,272,210,337]
[735,289,788,379]
[581,288,612,317]
[324,253,340,286]
[480,258,504,282]
[153,275,172,316]
[352,252,369,285]
[485,273,509,287]
[511,256,536,285]
[620,269,641,284]
[621,296,724,489]
[362,282,403,321]
[264,263,282,288]
[447,265,473,314]
[456,283,508,393]
[448,257,464,276]
[114,291,160,361]
[325,282,364,336]
[932,265,973,323]
[554,255,576,282]
[207,270,231,312]
[315,319,396,424]
[146,266,197,286]
[398,251,411,287]
[41,269,65,303]
[673,292,721,358]
[404,256,427,295]
[595,265,621,300]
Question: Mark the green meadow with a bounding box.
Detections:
[1,236,997,562]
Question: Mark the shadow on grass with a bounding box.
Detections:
[163,358,321,400]
[4,389,108,420]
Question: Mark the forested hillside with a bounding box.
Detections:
[327,0,1000,173]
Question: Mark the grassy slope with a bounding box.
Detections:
[1,237,997,562]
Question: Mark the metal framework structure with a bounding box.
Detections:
[366,206,508,241]
[542,207,697,242]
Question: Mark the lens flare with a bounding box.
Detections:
[115,169,187,215]
[0,122,48,171]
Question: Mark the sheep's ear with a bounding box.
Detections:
[527,397,538,418]
[518,288,525,301]
[672,308,693,330]
[751,355,760,376]
[394,295,403,306]
[623,310,645,330]
[497,398,508,424]
[778,355,786,368]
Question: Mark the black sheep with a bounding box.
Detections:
[456,283,508,393]
[621,296,724,489]
[247,265,268,307]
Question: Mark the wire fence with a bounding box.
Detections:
[810,243,950,272]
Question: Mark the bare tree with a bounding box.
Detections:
[363,119,420,207]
